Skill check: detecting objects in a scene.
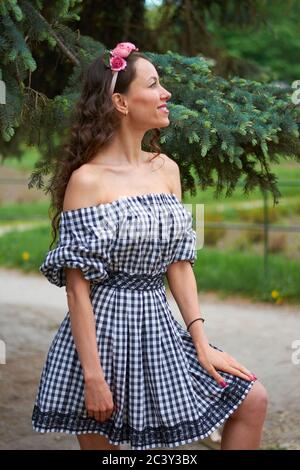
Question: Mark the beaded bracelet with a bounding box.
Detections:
[187,317,205,332]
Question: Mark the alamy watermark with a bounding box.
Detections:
[113,199,205,250]
[0,79,6,104]
[0,339,6,364]
[291,340,300,365]
[291,80,300,105]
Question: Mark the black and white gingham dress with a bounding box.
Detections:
[32,192,255,450]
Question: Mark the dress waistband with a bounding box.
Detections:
[100,270,165,291]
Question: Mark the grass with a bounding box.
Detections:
[0,225,51,274]
[1,144,40,171]
[0,223,299,304]
[0,148,299,304]
[193,247,300,304]
[208,196,300,222]
[184,156,300,205]
[0,200,50,224]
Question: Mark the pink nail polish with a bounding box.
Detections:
[251,374,257,380]
[220,380,228,388]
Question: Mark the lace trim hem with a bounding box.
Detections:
[32,379,254,449]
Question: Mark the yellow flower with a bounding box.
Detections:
[22,251,30,261]
[271,290,279,299]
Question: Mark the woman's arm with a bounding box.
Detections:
[65,270,106,382]
[63,169,107,382]
[62,170,117,422]
[166,260,209,350]
[165,157,255,385]
[164,156,209,348]
[66,269,117,422]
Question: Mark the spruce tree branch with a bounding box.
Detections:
[21,0,79,66]
[48,25,79,66]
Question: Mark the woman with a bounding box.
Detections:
[32,42,268,450]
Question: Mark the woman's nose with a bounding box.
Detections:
[162,90,171,100]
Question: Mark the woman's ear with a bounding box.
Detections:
[111,93,128,114]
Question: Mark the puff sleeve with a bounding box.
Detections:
[170,206,197,268]
[39,210,111,287]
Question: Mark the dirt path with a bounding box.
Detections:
[0,267,299,450]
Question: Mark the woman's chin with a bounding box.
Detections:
[158,117,170,127]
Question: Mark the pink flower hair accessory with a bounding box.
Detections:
[102,42,139,95]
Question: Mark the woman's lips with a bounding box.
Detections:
[157,105,169,113]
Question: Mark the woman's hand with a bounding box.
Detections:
[195,343,256,387]
[84,375,117,422]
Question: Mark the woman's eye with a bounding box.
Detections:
[150,82,156,87]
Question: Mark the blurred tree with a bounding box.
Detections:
[74,0,147,49]
[145,0,269,78]
[212,0,300,81]
[1,0,300,206]
[150,0,300,80]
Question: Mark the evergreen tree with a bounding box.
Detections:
[1,0,299,205]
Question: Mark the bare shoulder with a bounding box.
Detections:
[160,153,177,168]
[160,153,182,201]
[63,164,103,212]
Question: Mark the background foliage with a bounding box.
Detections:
[1,0,300,204]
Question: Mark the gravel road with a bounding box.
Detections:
[0,268,299,450]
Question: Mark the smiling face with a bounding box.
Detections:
[112,57,172,131]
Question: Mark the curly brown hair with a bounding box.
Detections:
[48,51,163,250]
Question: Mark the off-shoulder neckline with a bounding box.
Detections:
[61,192,180,215]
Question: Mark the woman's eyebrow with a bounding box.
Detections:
[148,76,159,82]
